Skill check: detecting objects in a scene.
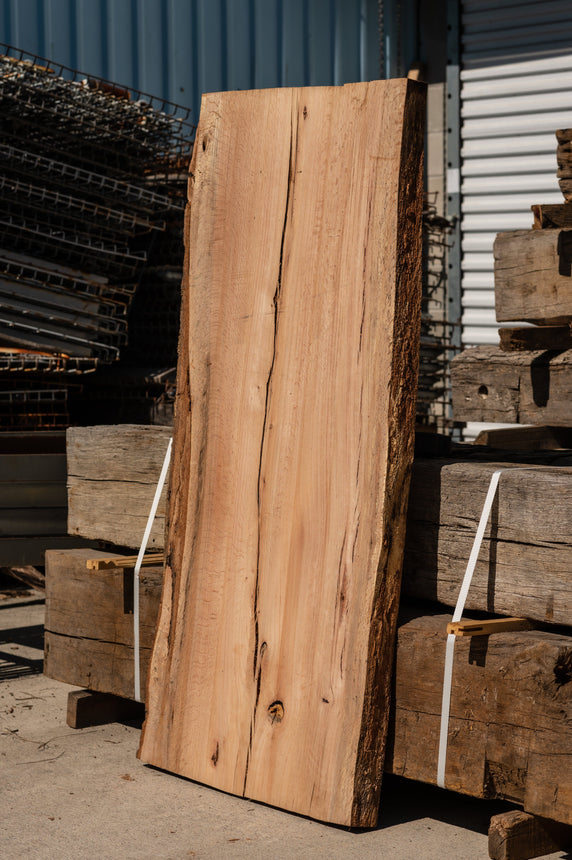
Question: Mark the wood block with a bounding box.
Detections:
[451,346,572,425]
[494,230,572,325]
[558,179,572,201]
[44,548,162,700]
[556,129,572,145]
[139,80,426,828]
[403,456,572,626]
[488,809,572,860]
[85,552,164,570]
[66,424,172,549]
[532,203,572,230]
[557,131,572,199]
[447,617,532,637]
[67,690,144,729]
[385,612,572,826]
[499,325,572,353]
[474,426,572,450]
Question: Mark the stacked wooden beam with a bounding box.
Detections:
[386,610,572,826]
[44,531,572,826]
[434,132,572,847]
[64,427,572,626]
[66,424,171,549]
[557,129,572,202]
[453,131,572,429]
[48,426,572,828]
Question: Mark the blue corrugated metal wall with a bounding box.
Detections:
[0,0,381,120]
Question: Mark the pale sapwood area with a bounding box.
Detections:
[137,80,426,827]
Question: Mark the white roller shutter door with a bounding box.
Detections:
[460,1,572,348]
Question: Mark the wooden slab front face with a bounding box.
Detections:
[139,80,424,827]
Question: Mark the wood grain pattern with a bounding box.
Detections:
[557,130,572,200]
[494,230,572,325]
[532,203,572,230]
[67,425,172,549]
[451,346,572,425]
[474,425,572,450]
[403,458,572,626]
[488,810,572,860]
[386,612,572,826]
[44,548,162,700]
[138,80,425,827]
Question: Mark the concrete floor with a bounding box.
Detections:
[0,589,569,860]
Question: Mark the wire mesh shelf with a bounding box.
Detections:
[0,43,194,376]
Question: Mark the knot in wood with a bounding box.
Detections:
[267,701,284,724]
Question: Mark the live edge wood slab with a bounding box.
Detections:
[138,80,426,828]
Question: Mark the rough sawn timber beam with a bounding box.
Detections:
[451,346,572,426]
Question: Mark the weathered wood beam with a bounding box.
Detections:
[66,424,172,549]
[474,426,572,451]
[494,230,572,325]
[44,550,572,826]
[451,346,572,425]
[44,548,162,701]
[385,612,572,826]
[403,456,572,626]
[499,325,572,353]
[488,809,572,860]
[65,430,572,628]
[557,129,572,201]
[532,203,572,230]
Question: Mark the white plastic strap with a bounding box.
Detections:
[436,466,536,789]
[133,436,172,703]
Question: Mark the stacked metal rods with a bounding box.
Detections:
[0,45,194,429]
